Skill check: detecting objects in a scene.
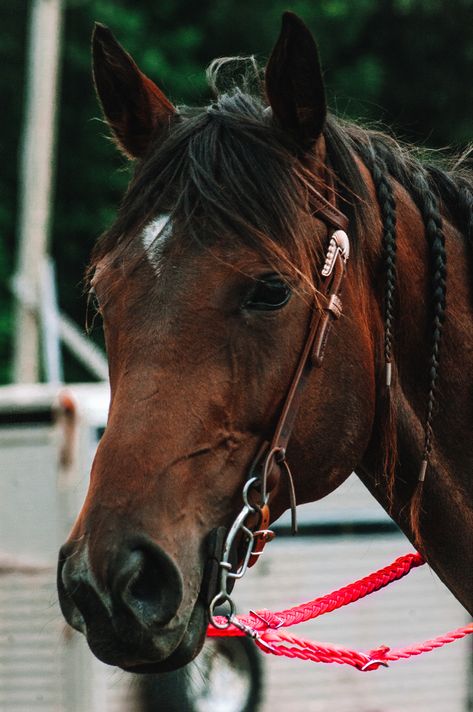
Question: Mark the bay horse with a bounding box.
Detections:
[58,13,473,673]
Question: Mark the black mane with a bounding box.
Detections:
[326,117,473,243]
[92,69,472,281]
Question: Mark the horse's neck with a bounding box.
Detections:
[359,178,473,614]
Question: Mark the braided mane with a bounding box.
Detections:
[325,119,472,538]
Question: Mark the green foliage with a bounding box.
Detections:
[1,0,472,382]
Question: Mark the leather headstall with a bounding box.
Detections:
[247,187,350,563]
[204,179,351,620]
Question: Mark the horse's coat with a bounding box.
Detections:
[57,13,473,674]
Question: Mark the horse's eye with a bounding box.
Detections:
[244,275,292,311]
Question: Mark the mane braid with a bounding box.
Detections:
[358,142,397,384]
[425,166,473,244]
[328,122,458,540]
[362,142,448,541]
[414,171,447,457]
[357,142,398,510]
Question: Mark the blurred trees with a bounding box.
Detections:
[1,0,472,382]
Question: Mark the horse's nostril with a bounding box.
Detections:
[114,539,184,627]
[129,553,159,604]
[57,546,99,635]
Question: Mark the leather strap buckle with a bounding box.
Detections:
[327,293,343,319]
[248,503,274,568]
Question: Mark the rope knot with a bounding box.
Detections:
[360,645,390,671]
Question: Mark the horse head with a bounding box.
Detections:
[57,12,473,671]
[57,14,377,671]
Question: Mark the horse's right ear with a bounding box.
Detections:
[92,23,176,159]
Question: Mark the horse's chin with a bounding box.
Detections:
[86,598,208,674]
[123,601,208,673]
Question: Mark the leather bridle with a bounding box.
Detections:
[208,182,351,629]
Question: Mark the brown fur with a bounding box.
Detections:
[57,14,473,674]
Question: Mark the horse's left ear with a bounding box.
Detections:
[92,23,177,159]
[265,12,326,149]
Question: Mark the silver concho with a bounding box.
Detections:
[321,230,350,277]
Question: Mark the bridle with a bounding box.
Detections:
[209,182,351,630]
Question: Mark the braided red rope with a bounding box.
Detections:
[207,552,473,671]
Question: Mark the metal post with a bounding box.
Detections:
[13,0,63,383]
[11,274,109,382]
[39,257,63,384]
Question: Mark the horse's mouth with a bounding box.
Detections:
[77,532,233,671]
[58,563,209,672]
[58,535,214,672]
[83,598,208,672]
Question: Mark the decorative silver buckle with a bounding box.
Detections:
[321,230,350,277]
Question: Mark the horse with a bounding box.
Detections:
[57,13,473,673]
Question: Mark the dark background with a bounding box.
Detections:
[1,0,472,383]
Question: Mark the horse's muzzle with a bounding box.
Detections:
[57,535,195,668]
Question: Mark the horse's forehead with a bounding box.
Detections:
[140,214,265,276]
[141,213,173,275]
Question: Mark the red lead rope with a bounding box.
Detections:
[207,552,473,671]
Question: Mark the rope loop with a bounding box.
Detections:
[207,551,473,670]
